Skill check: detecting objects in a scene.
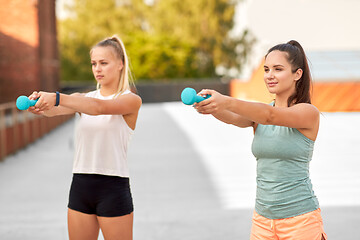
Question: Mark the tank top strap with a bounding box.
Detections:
[115,89,131,98]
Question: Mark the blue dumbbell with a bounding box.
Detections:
[16,96,38,110]
[181,87,210,105]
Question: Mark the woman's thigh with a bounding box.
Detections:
[67,208,99,240]
[98,212,134,240]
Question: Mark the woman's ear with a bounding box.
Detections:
[294,68,303,81]
[118,61,124,71]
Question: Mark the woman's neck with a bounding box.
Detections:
[274,87,296,107]
[274,95,289,108]
[99,87,117,97]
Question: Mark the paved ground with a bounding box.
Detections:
[0,102,359,239]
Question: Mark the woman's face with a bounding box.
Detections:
[91,46,123,88]
[263,50,302,96]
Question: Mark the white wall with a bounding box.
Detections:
[234,0,360,78]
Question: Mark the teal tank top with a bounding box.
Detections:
[251,117,319,219]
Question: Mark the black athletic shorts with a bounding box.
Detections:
[68,173,134,217]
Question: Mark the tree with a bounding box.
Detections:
[58,0,255,81]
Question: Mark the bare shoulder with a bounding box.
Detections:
[291,104,320,140]
[290,103,320,123]
[126,92,142,103]
[129,92,142,103]
[291,103,319,113]
[117,92,142,108]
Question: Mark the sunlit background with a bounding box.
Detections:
[1,0,359,239]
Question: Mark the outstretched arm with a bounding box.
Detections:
[34,91,142,116]
[209,109,255,128]
[194,89,319,130]
[193,90,254,128]
[28,92,81,117]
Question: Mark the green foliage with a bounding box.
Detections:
[58,0,255,82]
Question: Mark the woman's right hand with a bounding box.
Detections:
[194,89,228,115]
[27,91,44,115]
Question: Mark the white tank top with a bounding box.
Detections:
[73,89,133,177]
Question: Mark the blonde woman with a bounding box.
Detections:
[28,35,142,240]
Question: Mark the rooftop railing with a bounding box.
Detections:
[0,102,73,161]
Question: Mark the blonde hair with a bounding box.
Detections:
[90,35,135,96]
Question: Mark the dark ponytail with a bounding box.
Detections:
[265,40,312,107]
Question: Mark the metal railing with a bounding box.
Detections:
[0,102,73,161]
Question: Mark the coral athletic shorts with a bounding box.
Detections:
[250,209,327,240]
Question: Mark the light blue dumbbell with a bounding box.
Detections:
[16,96,38,110]
[181,87,210,105]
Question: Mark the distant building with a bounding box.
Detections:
[308,51,360,112]
[0,0,59,104]
[230,51,360,112]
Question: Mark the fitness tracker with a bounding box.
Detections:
[55,91,60,106]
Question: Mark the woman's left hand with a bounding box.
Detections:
[193,89,227,114]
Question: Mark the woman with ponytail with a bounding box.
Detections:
[27,35,142,240]
[194,40,327,239]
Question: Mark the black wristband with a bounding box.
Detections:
[55,91,60,106]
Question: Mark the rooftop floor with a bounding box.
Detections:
[0,102,359,239]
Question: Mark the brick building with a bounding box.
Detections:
[0,0,59,104]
